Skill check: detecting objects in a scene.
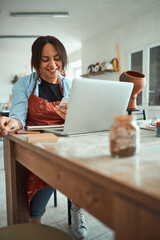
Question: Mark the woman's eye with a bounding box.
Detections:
[54,57,60,61]
[41,59,48,62]
[41,56,60,62]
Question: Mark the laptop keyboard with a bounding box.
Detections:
[44,127,64,133]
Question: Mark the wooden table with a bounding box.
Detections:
[3,130,160,240]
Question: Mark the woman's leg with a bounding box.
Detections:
[29,187,87,239]
[29,187,54,223]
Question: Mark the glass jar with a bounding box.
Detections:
[109,115,140,157]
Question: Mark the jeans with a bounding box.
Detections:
[29,187,54,218]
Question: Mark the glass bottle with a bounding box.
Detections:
[156,122,160,137]
[109,115,140,157]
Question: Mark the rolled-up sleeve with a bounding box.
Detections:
[9,77,33,128]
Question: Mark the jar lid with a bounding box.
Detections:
[114,115,133,121]
[156,122,160,126]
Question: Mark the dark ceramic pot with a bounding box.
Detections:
[119,70,146,110]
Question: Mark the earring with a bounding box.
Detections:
[60,70,66,77]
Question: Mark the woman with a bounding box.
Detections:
[0,36,87,239]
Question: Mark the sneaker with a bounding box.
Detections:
[71,203,87,239]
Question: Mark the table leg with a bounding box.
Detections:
[3,138,29,225]
[114,194,160,240]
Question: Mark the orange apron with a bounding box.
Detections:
[26,77,64,213]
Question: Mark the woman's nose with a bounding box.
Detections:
[49,59,56,67]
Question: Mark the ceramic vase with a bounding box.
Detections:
[119,70,146,110]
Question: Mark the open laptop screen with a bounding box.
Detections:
[62,78,133,135]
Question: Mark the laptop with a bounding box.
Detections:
[26,78,133,136]
[48,78,134,136]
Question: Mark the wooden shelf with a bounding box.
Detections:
[81,69,119,78]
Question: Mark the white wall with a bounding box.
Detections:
[82,6,160,80]
[0,39,32,103]
[0,52,31,103]
[66,50,82,81]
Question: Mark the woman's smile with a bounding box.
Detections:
[47,67,58,73]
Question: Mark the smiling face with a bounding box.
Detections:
[40,43,63,84]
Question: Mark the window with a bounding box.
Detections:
[149,45,160,106]
[66,59,82,81]
[130,51,143,105]
[130,42,160,109]
[74,67,82,79]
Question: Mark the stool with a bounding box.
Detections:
[53,190,72,225]
[0,223,72,240]
[127,109,146,120]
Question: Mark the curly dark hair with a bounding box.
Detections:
[31,35,67,75]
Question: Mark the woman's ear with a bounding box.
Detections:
[60,70,66,77]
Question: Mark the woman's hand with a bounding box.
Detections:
[0,116,22,137]
[54,103,68,120]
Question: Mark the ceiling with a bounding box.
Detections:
[0,0,160,56]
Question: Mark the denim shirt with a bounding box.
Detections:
[9,72,72,128]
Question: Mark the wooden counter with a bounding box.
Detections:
[3,129,160,240]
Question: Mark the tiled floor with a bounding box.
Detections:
[0,140,115,239]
